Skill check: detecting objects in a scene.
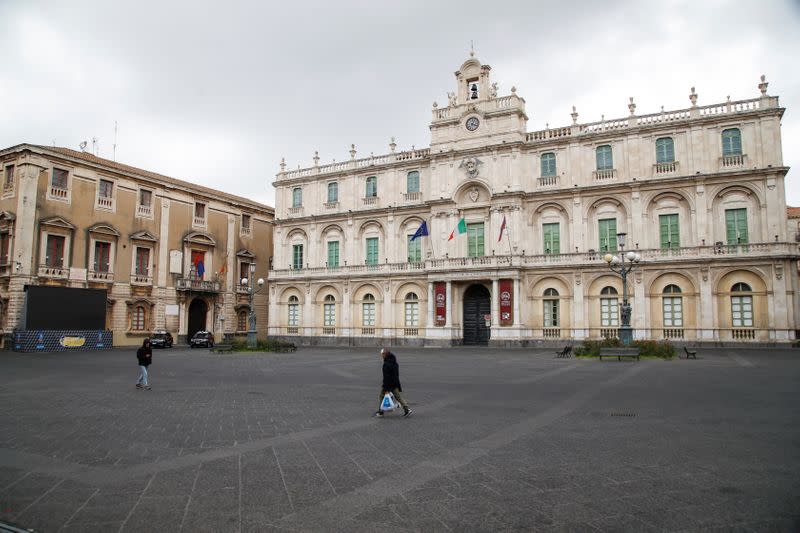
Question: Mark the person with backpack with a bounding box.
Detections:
[374,348,412,417]
[136,338,152,390]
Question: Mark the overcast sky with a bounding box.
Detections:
[1,0,798,207]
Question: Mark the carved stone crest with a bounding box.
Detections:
[468,187,480,203]
[459,157,482,179]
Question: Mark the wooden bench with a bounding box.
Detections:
[599,347,640,361]
[683,346,697,359]
[211,343,234,353]
[555,346,572,358]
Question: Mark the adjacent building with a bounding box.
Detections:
[268,53,797,345]
[0,144,274,346]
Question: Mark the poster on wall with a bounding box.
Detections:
[499,279,513,326]
[434,282,446,326]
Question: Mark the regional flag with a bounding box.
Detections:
[498,215,507,242]
[410,221,429,241]
[196,261,205,279]
[448,218,467,241]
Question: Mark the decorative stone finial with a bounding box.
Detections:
[689,86,698,107]
[628,97,636,116]
[660,105,665,113]
[758,74,769,96]
[510,86,517,94]
[489,82,498,99]
[279,157,286,172]
[545,123,549,129]
[601,114,605,122]
[571,105,578,125]
[389,137,396,153]
[349,144,356,160]
[313,151,320,166]
[432,101,438,108]
[727,95,731,103]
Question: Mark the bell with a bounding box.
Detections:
[470,83,478,100]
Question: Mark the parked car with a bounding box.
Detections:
[149,330,173,348]
[190,330,215,348]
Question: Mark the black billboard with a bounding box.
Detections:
[24,285,107,330]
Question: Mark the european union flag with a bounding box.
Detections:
[410,221,429,241]
[197,261,205,279]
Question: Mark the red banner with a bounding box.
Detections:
[499,279,513,326]
[434,282,446,326]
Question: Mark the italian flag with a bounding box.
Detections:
[448,218,467,241]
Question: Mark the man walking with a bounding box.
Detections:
[136,338,152,390]
[375,348,412,417]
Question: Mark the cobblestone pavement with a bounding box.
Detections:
[0,346,798,532]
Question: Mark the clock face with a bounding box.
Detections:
[465,117,480,131]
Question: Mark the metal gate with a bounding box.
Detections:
[463,284,490,345]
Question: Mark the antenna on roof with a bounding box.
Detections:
[113,121,118,161]
[79,141,88,152]
[92,137,98,156]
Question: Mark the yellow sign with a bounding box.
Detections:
[59,336,86,348]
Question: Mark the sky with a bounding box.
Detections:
[1,0,799,207]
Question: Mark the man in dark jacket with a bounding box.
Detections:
[375,348,412,417]
[136,338,152,390]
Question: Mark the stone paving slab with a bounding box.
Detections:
[0,346,798,531]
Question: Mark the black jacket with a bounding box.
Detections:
[382,352,402,391]
[137,346,152,367]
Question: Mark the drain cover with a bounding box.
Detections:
[610,412,637,417]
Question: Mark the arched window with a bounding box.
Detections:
[722,128,742,156]
[327,182,338,203]
[132,305,146,331]
[237,310,248,332]
[323,294,336,327]
[662,285,683,328]
[404,292,419,327]
[406,171,420,194]
[543,288,559,328]
[365,176,377,198]
[596,145,613,170]
[730,283,753,328]
[292,187,302,208]
[540,153,556,177]
[362,293,376,326]
[600,286,619,327]
[287,295,299,327]
[655,137,675,163]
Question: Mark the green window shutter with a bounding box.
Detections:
[541,153,556,177]
[543,223,560,254]
[366,176,377,197]
[725,208,748,244]
[327,241,339,267]
[292,244,303,269]
[598,218,617,252]
[292,188,302,207]
[366,237,378,265]
[327,182,338,203]
[659,214,679,248]
[407,171,420,193]
[407,235,421,262]
[596,145,613,170]
[656,138,675,163]
[467,223,485,257]
[722,129,742,156]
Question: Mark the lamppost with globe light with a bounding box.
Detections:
[603,232,641,345]
[242,263,265,348]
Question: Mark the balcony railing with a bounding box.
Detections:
[543,328,561,338]
[403,192,422,202]
[322,327,336,335]
[136,204,152,217]
[240,226,251,236]
[403,328,419,336]
[49,186,69,200]
[732,328,755,340]
[654,161,678,175]
[362,196,378,206]
[361,327,376,336]
[323,201,339,210]
[286,326,299,334]
[131,273,152,285]
[721,154,746,168]
[593,169,617,181]
[96,196,114,210]
[176,277,221,292]
[88,270,114,283]
[193,216,206,227]
[236,284,249,294]
[38,264,68,279]
[2,182,14,198]
[287,207,303,216]
[662,328,684,339]
[600,328,618,339]
[538,175,558,187]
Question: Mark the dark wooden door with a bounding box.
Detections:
[463,284,490,346]
[188,298,208,339]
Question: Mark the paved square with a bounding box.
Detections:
[0,346,798,532]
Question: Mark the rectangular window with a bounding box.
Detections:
[139,189,152,207]
[544,299,559,327]
[93,241,111,272]
[663,297,683,327]
[596,145,613,170]
[239,262,250,283]
[327,241,340,267]
[598,218,617,252]
[365,176,377,198]
[242,214,251,230]
[541,153,556,177]
[292,188,302,207]
[600,298,619,327]
[98,179,114,198]
[135,247,150,276]
[659,214,680,249]
[365,237,379,265]
[656,138,675,163]
[405,302,419,327]
[52,168,68,189]
[327,182,338,203]
[731,295,753,327]
[4,165,13,186]
[407,235,422,262]
[362,303,375,326]
[467,222,485,258]
[45,234,65,267]
[407,171,420,193]
[323,303,335,327]
[194,203,205,218]
[288,304,299,326]
[292,244,304,270]
[0,233,9,264]
[542,223,560,254]
[725,208,748,245]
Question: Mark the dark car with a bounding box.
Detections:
[190,330,214,348]
[149,330,173,348]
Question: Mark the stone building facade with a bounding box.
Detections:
[269,54,796,346]
[0,144,273,346]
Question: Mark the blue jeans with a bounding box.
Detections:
[137,365,149,386]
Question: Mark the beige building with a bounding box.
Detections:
[0,144,274,346]
[268,53,797,346]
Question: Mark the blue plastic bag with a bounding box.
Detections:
[381,393,395,411]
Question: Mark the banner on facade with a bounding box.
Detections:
[499,279,513,326]
[434,282,446,326]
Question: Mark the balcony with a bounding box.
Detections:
[193,216,206,227]
[362,196,378,207]
[662,328,684,339]
[136,204,153,218]
[176,276,221,292]
[240,225,251,236]
[538,175,558,188]
[88,270,114,283]
[49,186,69,201]
[653,161,678,175]
[236,284,249,294]
[131,273,152,285]
[543,328,561,338]
[593,169,617,181]
[38,264,68,279]
[2,182,14,198]
[403,192,422,202]
[323,201,339,210]
[720,154,746,169]
[287,207,303,216]
[96,196,114,210]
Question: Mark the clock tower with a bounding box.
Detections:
[429,53,528,151]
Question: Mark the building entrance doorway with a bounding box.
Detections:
[463,284,491,345]
[188,298,208,339]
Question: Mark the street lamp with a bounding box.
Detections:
[243,263,265,348]
[603,232,641,345]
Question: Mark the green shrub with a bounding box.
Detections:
[229,338,296,353]
[574,337,621,356]
[575,338,674,358]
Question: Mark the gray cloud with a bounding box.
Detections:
[1,0,798,206]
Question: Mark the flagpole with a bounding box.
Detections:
[427,218,436,260]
